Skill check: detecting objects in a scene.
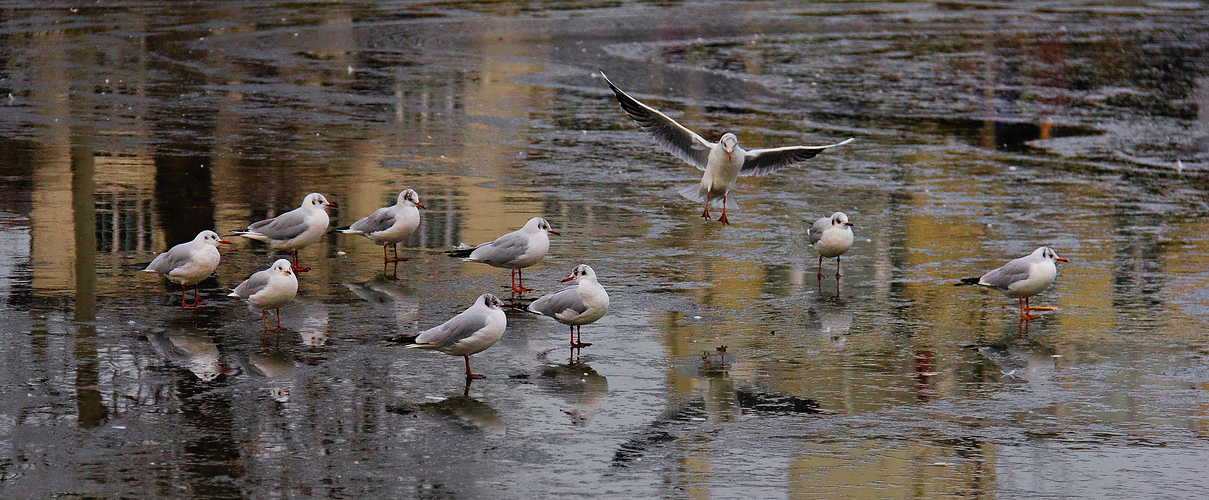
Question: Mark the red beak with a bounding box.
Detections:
[548,230,560,236]
[415,202,426,209]
[844,222,854,227]
[326,203,338,208]
[1055,257,1068,262]
[218,240,232,244]
[561,276,574,282]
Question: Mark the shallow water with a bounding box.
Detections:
[2,1,1209,498]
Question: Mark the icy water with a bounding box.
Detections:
[3,1,1209,498]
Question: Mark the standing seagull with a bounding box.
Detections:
[957,247,1068,321]
[602,72,853,224]
[809,212,854,280]
[228,259,299,331]
[144,230,231,307]
[401,293,508,380]
[527,264,610,349]
[446,217,559,293]
[233,193,336,273]
[341,189,425,264]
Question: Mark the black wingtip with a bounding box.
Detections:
[956,277,981,286]
[385,334,419,345]
[446,247,474,258]
[506,298,538,313]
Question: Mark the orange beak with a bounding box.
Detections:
[415,202,426,209]
[548,230,560,236]
[844,222,854,227]
[1055,257,1068,262]
[285,269,293,275]
[561,276,574,282]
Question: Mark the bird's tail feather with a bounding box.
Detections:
[955,277,981,286]
[676,185,738,209]
[445,245,476,258]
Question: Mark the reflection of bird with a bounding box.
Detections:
[344,279,421,330]
[295,299,330,347]
[143,230,230,307]
[341,189,424,264]
[527,264,609,349]
[813,302,853,346]
[537,361,609,407]
[148,329,230,382]
[229,259,298,331]
[418,395,503,436]
[446,217,559,293]
[232,192,336,272]
[239,347,296,402]
[809,212,854,280]
[399,293,507,380]
[957,247,1068,321]
[602,72,853,224]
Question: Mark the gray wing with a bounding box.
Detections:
[348,206,396,234]
[528,288,588,318]
[245,208,309,240]
[469,231,530,265]
[145,244,194,273]
[807,217,829,245]
[603,73,712,170]
[739,138,855,177]
[980,257,1033,289]
[231,269,271,298]
[414,308,489,348]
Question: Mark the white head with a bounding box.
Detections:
[524,217,560,235]
[195,230,231,246]
[830,212,853,228]
[561,264,597,283]
[1033,246,1068,263]
[303,193,337,211]
[719,133,738,154]
[270,259,294,276]
[398,189,424,209]
[477,293,505,310]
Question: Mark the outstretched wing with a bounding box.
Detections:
[602,72,713,170]
[739,138,854,177]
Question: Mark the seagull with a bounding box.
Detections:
[446,217,559,294]
[228,259,299,331]
[602,72,854,224]
[808,212,854,280]
[232,193,336,273]
[400,293,508,380]
[143,230,231,307]
[957,247,1068,321]
[341,189,425,264]
[527,264,610,349]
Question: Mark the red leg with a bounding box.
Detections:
[571,326,592,349]
[835,256,843,280]
[292,249,310,273]
[1021,297,1039,320]
[513,269,531,293]
[384,243,405,263]
[464,355,485,380]
[817,256,825,281]
[717,194,730,225]
[701,192,712,219]
[262,309,269,330]
[181,284,201,307]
